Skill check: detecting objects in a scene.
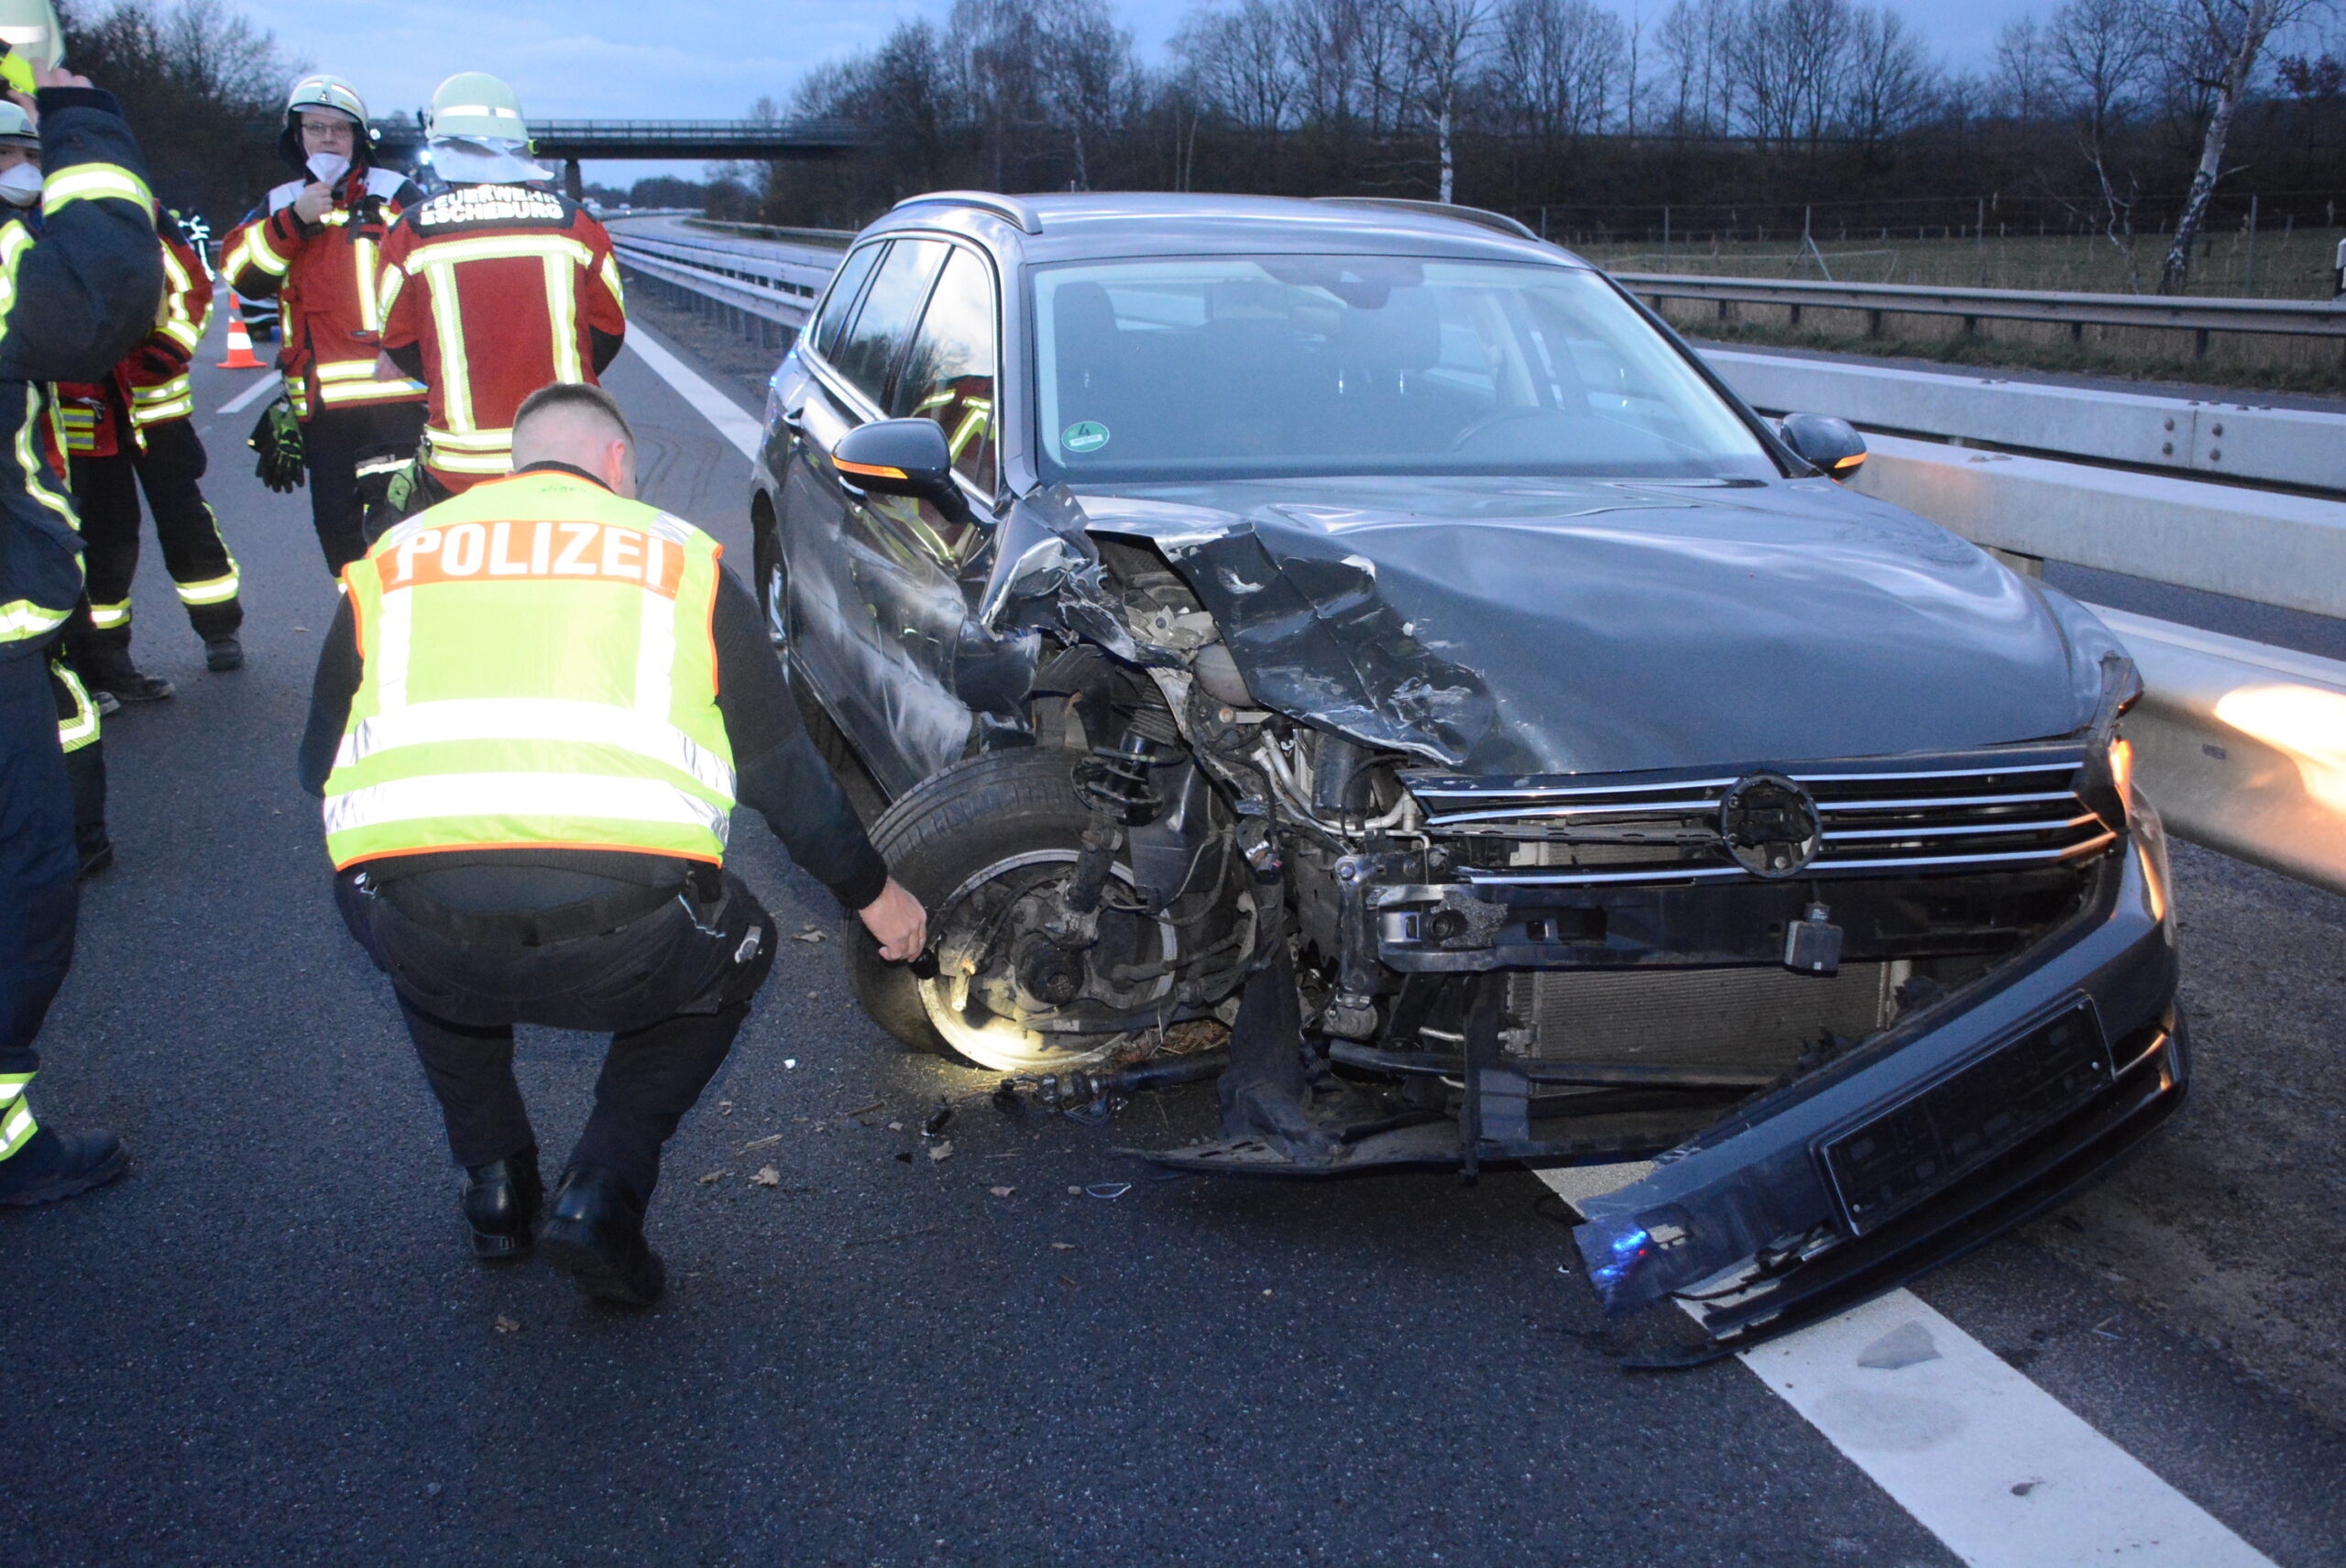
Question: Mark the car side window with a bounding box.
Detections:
[812,242,884,364]
[888,246,998,496]
[830,238,948,407]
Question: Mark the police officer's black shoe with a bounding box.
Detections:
[462,1150,543,1261]
[203,635,244,673]
[540,1164,664,1307]
[0,1124,129,1207]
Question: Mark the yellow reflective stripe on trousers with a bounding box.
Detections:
[42,162,156,218]
[54,661,98,751]
[0,1098,37,1159]
[322,773,731,845]
[0,1072,30,1102]
[88,598,131,629]
[176,568,240,606]
[333,697,735,796]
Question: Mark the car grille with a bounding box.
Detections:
[1409,744,2117,889]
[1507,962,1897,1076]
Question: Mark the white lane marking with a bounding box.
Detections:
[1535,1166,2275,1568]
[621,325,763,462]
[217,373,282,415]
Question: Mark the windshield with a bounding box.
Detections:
[1032,255,1778,484]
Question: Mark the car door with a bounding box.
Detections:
[850,242,1014,788]
[774,236,948,784]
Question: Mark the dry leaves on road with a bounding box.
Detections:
[926,1141,955,1163]
[989,1185,1014,1198]
[751,1167,782,1188]
[697,1169,728,1186]
[493,1315,520,1334]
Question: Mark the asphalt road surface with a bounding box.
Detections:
[8,312,2343,1567]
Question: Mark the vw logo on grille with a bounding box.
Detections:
[1719,772,1824,878]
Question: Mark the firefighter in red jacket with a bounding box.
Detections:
[219,73,427,575]
[377,73,625,499]
[57,207,243,699]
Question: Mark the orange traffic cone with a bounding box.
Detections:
[217,291,265,369]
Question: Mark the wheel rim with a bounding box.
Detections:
[915,849,1183,1073]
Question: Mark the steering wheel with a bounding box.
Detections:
[1447,407,1568,454]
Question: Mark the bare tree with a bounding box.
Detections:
[2044,0,2159,285]
[1398,0,1494,201]
[1177,0,1299,143]
[1490,0,1628,148]
[1838,6,1937,153]
[1652,0,1736,136]
[2155,0,2329,291]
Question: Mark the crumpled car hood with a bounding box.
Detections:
[1074,475,2108,774]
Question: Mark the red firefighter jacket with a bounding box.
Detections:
[220,163,427,422]
[59,212,214,458]
[377,182,627,491]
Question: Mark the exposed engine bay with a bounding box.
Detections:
[849,485,2128,1187]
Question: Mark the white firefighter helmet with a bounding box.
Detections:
[427,73,528,145]
[0,99,36,149]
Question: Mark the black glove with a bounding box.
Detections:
[248,395,305,493]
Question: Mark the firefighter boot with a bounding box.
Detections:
[541,1164,664,1307]
[462,1148,543,1260]
[0,1122,130,1206]
[203,635,245,673]
[88,639,173,704]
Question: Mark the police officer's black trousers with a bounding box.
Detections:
[71,422,242,650]
[334,864,778,1205]
[0,650,78,1080]
[306,402,426,576]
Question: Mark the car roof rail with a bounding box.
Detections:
[888,190,1044,235]
[1310,196,1542,244]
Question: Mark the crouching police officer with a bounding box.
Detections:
[300,384,925,1306]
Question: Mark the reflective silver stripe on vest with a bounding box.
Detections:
[332,697,734,797]
[323,773,732,844]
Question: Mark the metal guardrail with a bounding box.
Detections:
[368,118,865,159]
[1708,349,2345,494]
[1617,271,2346,344]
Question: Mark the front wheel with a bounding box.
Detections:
[845,748,1233,1074]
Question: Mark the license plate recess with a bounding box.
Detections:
[1820,1003,2112,1236]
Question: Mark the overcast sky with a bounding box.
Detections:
[234,0,2055,184]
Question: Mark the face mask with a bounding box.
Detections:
[0,163,41,208]
[306,152,350,187]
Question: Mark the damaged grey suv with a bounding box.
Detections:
[749,191,2183,1355]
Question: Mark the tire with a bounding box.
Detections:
[845,748,1206,1074]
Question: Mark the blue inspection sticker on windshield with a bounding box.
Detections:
[1062,420,1111,454]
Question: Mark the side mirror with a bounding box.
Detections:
[831,418,971,521]
[1779,413,1867,481]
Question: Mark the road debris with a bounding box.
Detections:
[793,929,826,944]
[493,1314,520,1334]
[1856,1321,1941,1369]
[784,1058,797,1069]
[923,1103,955,1139]
[751,1167,781,1188]
[738,1134,786,1154]
[989,1185,1015,1198]
[927,1140,955,1164]
[991,1079,1024,1117]
[697,1169,728,1185]
[1086,1182,1133,1200]
[1051,1242,1077,1251]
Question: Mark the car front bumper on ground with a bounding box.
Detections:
[1569,816,2182,1360]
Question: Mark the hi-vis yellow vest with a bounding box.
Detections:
[322,469,734,870]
